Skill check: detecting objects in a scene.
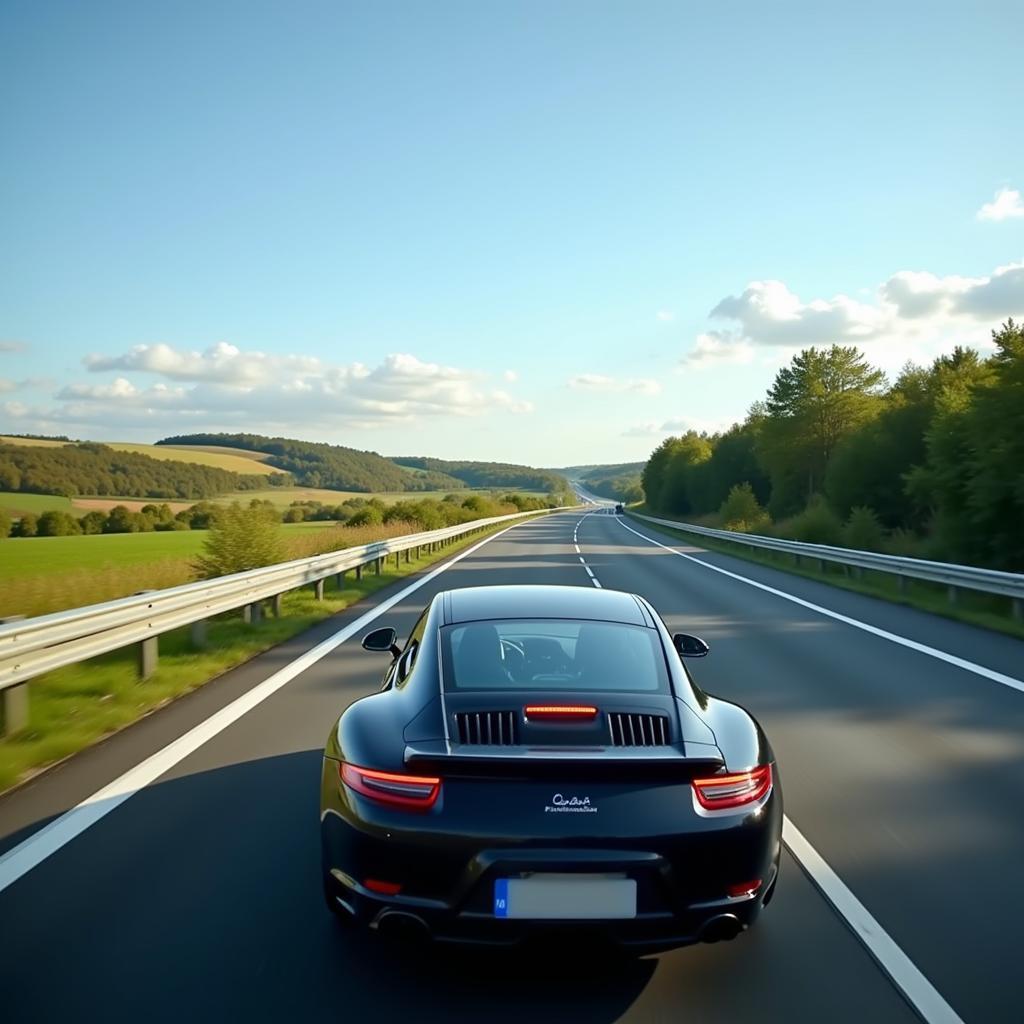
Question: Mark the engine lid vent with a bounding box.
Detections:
[455,710,518,746]
[608,712,670,747]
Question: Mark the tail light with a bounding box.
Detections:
[692,764,772,810]
[524,704,598,720]
[340,763,441,811]
[726,879,762,898]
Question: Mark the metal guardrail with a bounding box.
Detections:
[629,511,1024,615]
[0,507,569,733]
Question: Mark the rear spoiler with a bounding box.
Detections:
[404,740,724,779]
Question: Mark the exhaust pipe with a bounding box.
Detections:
[372,910,431,943]
[700,914,742,943]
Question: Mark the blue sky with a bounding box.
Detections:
[1,0,1022,466]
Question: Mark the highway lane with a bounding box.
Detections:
[578,509,1024,1023]
[0,509,1002,1021]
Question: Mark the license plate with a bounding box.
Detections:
[494,874,637,919]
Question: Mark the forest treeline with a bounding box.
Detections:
[158,433,462,492]
[0,442,285,500]
[639,320,1024,571]
[574,463,644,502]
[390,456,568,493]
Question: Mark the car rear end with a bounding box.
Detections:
[321,607,781,953]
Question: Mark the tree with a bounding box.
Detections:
[963,319,1024,567]
[759,346,886,515]
[642,433,711,513]
[16,512,38,537]
[0,508,11,538]
[719,483,769,532]
[827,350,988,527]
[80,510,106,534]
[36,510,82,536]
[193,503,285,579]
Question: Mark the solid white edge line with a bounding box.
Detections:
[0,518,546,896]
[613,515,968,1022]
[584,567,595,578]
[783,817,964,1024]
[617,518,1024,695]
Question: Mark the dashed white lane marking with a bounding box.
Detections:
[574,512,605,590]
[0,519,545,896]
[616,517,1024,695]
[612,515,966,1024]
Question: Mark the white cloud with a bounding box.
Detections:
[977,187,1024,222]
[623,415,726,438]
[25,347,532,435]
[567,373,661,395]
[656,310,675,322]
[700,259,1024,372]
[0,379,15,393]
[680,332,755,369]
[502,369,519,383]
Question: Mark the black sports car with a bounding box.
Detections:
[320,585,782,953]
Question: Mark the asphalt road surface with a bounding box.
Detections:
[1,510,1022,1023]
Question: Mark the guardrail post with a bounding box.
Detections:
[0,616,27,736]
[190,619,207,648]
[817,558,826,573]
[947,585,958,606]
[897,576,907,595]
[404,548,410,564]
[1014,598,1023,622]
[138,636,158,680]
[243,602,262,624]
[133,592,158,680]
[272,594,283,617]
[314,579,325,601]
[374,557,381,576]
[394,552,400,569]
[336,571,346,589]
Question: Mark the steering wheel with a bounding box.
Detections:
[499,638,527,680]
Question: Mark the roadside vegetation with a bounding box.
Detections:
[626,508,1024,642]
[0,492,567,617]
[0,516,534,793]
[638,319,1024,573]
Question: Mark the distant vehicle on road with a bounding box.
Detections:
[615,502,624,514]
[320,584,781,954]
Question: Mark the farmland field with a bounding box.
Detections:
[0,436,279,475]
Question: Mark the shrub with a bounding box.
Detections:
[36,510,82,536]
[16,512,38,537]
[785,496,843,546]
[0,508,11,539]
[193,502,285,579]
[80,510,106,534]
[347,505,384,528]
[842,507,885,551]
[718,483,770,533]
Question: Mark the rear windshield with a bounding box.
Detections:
[440,619,669,692]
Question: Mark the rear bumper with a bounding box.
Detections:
[321,801,781,954]
[325,860,778,953]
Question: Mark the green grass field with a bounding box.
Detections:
[0,492,75,517]
[0,521,334,581]
[0,519,521,792]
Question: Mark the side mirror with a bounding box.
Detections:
[362,627,401,658]
[673,633,710,658]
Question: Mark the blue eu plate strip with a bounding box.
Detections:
[494,878,510,918]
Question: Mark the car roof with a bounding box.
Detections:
[442,585,651,626]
